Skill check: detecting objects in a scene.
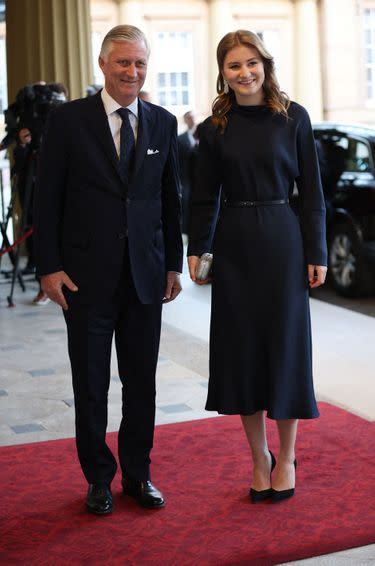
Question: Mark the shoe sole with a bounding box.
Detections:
[86,504,113,515]
[123,491,165,509]
[139,500,165,509]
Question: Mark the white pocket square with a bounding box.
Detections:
[147,149,159,155]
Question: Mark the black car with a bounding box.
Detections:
[311,122,375,297]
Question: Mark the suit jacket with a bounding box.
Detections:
[177,131,194,189]
[34,92,183,304]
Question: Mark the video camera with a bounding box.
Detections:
[2,82,66,150]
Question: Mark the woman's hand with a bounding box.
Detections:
[188,255,199,282]
[188,255,210,285]
[308,264,327,288]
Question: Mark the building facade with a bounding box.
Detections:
[0,0,374,130]
[90,0,375,126]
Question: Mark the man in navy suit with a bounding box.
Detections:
[178,111,196,235]
[34,25,183,514]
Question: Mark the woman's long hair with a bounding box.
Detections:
[212,30,290,131]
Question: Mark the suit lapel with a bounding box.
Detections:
[83,94,154,189]
[83,92,122,182]
[133,99,152,181]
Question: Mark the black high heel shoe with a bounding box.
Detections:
[249,450,276,503]
[271,459,297,503]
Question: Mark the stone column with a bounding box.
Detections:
[294,0,323,120]
[208,0,233,104]
[118,0,145,29]
[6,0,93,102]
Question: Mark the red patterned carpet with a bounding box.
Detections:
[1,402,374,565]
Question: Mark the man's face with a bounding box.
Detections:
[184,112,195,130]
[99,40,148,106]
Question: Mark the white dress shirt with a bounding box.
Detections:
[101,88,138,157]
[187,128,196,147]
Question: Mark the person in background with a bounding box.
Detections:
[34,25,182,515]
[12,127,50,304]
[139,90,152,102]
[188,30,327,503]
[48,82,69,103]
[178,110,197,236]
[86,84,102,97]
[12,82,68,304]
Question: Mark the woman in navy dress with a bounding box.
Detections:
[187,30,327,503]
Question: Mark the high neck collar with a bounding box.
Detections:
[231,100,269,115]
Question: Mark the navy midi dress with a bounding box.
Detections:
[187,101,327,419]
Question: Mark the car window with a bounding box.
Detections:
[315,134,348,160]
[345,138,371,172]
[314,134,348,190]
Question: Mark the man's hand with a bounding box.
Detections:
[308,264,327,288]
[163,272,182,303]
[41,271,78,310]
[18,128,32,147]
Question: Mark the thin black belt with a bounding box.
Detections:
[224,198,289,207]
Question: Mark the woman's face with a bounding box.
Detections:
[222,44,265,105]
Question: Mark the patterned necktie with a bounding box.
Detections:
[116,108,135,183]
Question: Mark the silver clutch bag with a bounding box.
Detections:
[196,253,213,281]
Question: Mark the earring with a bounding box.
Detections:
[223,80,229,94]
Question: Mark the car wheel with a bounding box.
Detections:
[328,224,372,297]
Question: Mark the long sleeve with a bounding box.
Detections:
[161,115,184,273]
[33,107,69,276]
[187,118,222,256]
[295,107,328,266]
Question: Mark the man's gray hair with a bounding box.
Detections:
[100,25,150,61]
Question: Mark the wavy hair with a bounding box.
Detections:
[212,30,289,131]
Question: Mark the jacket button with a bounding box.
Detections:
[126,198,131,205]
[118,232,127,239]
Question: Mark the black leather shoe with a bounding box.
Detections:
[249,450,276,503]
[271,459,297,503]
[86,484,113,515]
[122,478,165,509]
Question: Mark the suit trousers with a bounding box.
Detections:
[63,248,162,485]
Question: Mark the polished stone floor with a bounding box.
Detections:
[0,257,374,565]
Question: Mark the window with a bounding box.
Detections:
[346,138,372,173]
[314,134,348,193]
[0,2,7,114]
[256,30,281,77]
[364,8,375,101]
[0,32,7,113]
[91,31,104,87]
[317,133,372,181]
[154,31,194,111]
[157,72,189,107]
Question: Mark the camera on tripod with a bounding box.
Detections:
[2,82,67,150]
[0,82,67,306]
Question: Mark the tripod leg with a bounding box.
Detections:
[7,245,22,307]
[0,172,17,272]
[0,222,9,270]
[7,150,36,306]
[0,224,26,292]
